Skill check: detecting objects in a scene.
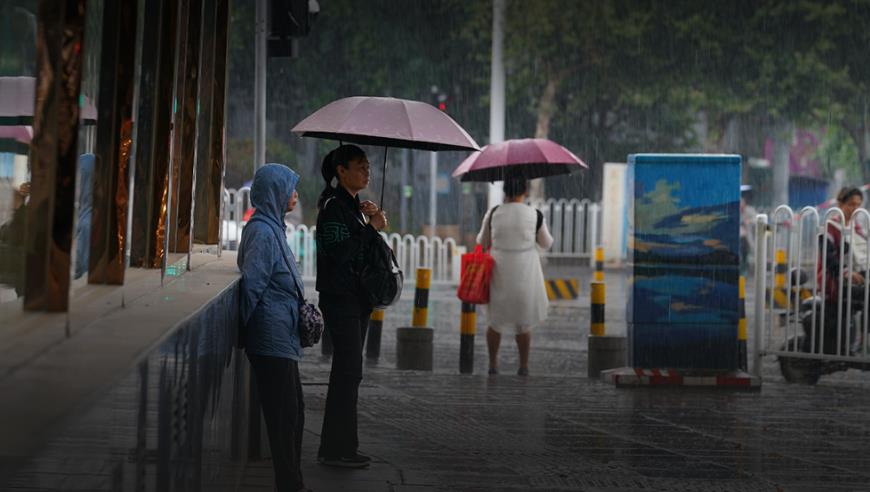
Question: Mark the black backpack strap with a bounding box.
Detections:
[486,205,499,247]
[536,209,543,232]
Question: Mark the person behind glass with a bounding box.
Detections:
[315,144,387,468]
[817,186,865,354]
[0,181,30,296]
[237,164,311,492]
[477,177,553,376]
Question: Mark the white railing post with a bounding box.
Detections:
[564,199,576,255]
[589,202,601,267]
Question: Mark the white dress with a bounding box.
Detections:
[476,203,554,334]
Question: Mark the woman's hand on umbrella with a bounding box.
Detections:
[360,200,380,217]
[369,210,388,231]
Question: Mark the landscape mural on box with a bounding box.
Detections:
[630,170,740,266]
[628,155,740,368]
[629,160,740,325]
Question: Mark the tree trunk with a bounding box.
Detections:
[529,72,562,201]
[772,119,793,207]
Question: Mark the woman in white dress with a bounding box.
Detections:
[476,178,553,376]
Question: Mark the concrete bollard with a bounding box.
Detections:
[738,276,747,371]
[594,247,605,282]
[459,302,476,374]
[588,335,627,378]
[397,268,433,370]
[366,308,385,361]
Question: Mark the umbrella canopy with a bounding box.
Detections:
[291,96,479,152]
[0,125,32,154]
[452,138,587,182]
[0,125,32,143]
[0,76,97,125]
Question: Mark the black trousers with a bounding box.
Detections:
[248,354,305,492]
[318,308,370,458]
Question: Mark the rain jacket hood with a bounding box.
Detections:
[238,163,304,360]
[248,163,301,285]
[250,163,299,234]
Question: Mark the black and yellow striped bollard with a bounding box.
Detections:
[459,302,476,374]
[594,247,605,282]
[366,308,385,361]
[397,268,434,370]
[587,280,625,377]
[412,268,431,327]
[773,248,788,309]
[737,276,747,371]
[591,281,605,336]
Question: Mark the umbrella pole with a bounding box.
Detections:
[379,146,388,208]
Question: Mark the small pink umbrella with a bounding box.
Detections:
[0,125,32,154]
[292,96,479,204]
[292,96,479,152]
[0,125,32,143]
[0,76,97,125]
[451,138,587,182]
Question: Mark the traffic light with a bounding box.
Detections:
[430,85,448,113]
[268,0,320,57]
[270,0,316,37]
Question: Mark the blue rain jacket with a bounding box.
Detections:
[238,164,304,360]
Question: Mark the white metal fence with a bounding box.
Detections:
[532,198,602,266]
[753,205,870,380]
[222,188,601,283]
[222,187,462,285]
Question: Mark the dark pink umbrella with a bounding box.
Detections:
[292,96,479,203]
[451,138,587,182]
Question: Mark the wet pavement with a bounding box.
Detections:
[240,267,870,492]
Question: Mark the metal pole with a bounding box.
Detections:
[400,148,409,233]
[487,0,505,209]
[429,152,437,237]
[753,214,768,380]
[254,0,267,174]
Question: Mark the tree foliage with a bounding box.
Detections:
[223,0,870,202]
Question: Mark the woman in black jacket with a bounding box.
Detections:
[315,144,387,468]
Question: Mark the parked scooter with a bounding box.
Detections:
[779,269,870,384]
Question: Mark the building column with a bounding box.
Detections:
[24,0,87,311]
[88,0,138,284]
[168,0,203,254]
[129,0,179,268]
[192,0,231,246]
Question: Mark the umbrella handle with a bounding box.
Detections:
[379,146,388,209]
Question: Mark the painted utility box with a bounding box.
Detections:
[627,154,741,370]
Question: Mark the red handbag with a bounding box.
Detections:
[457,245,494,304]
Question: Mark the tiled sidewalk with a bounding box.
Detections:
[240,353,870,491]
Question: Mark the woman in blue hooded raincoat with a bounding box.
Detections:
[238,164,310,492]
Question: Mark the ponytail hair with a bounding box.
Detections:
[317,144,367,209]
